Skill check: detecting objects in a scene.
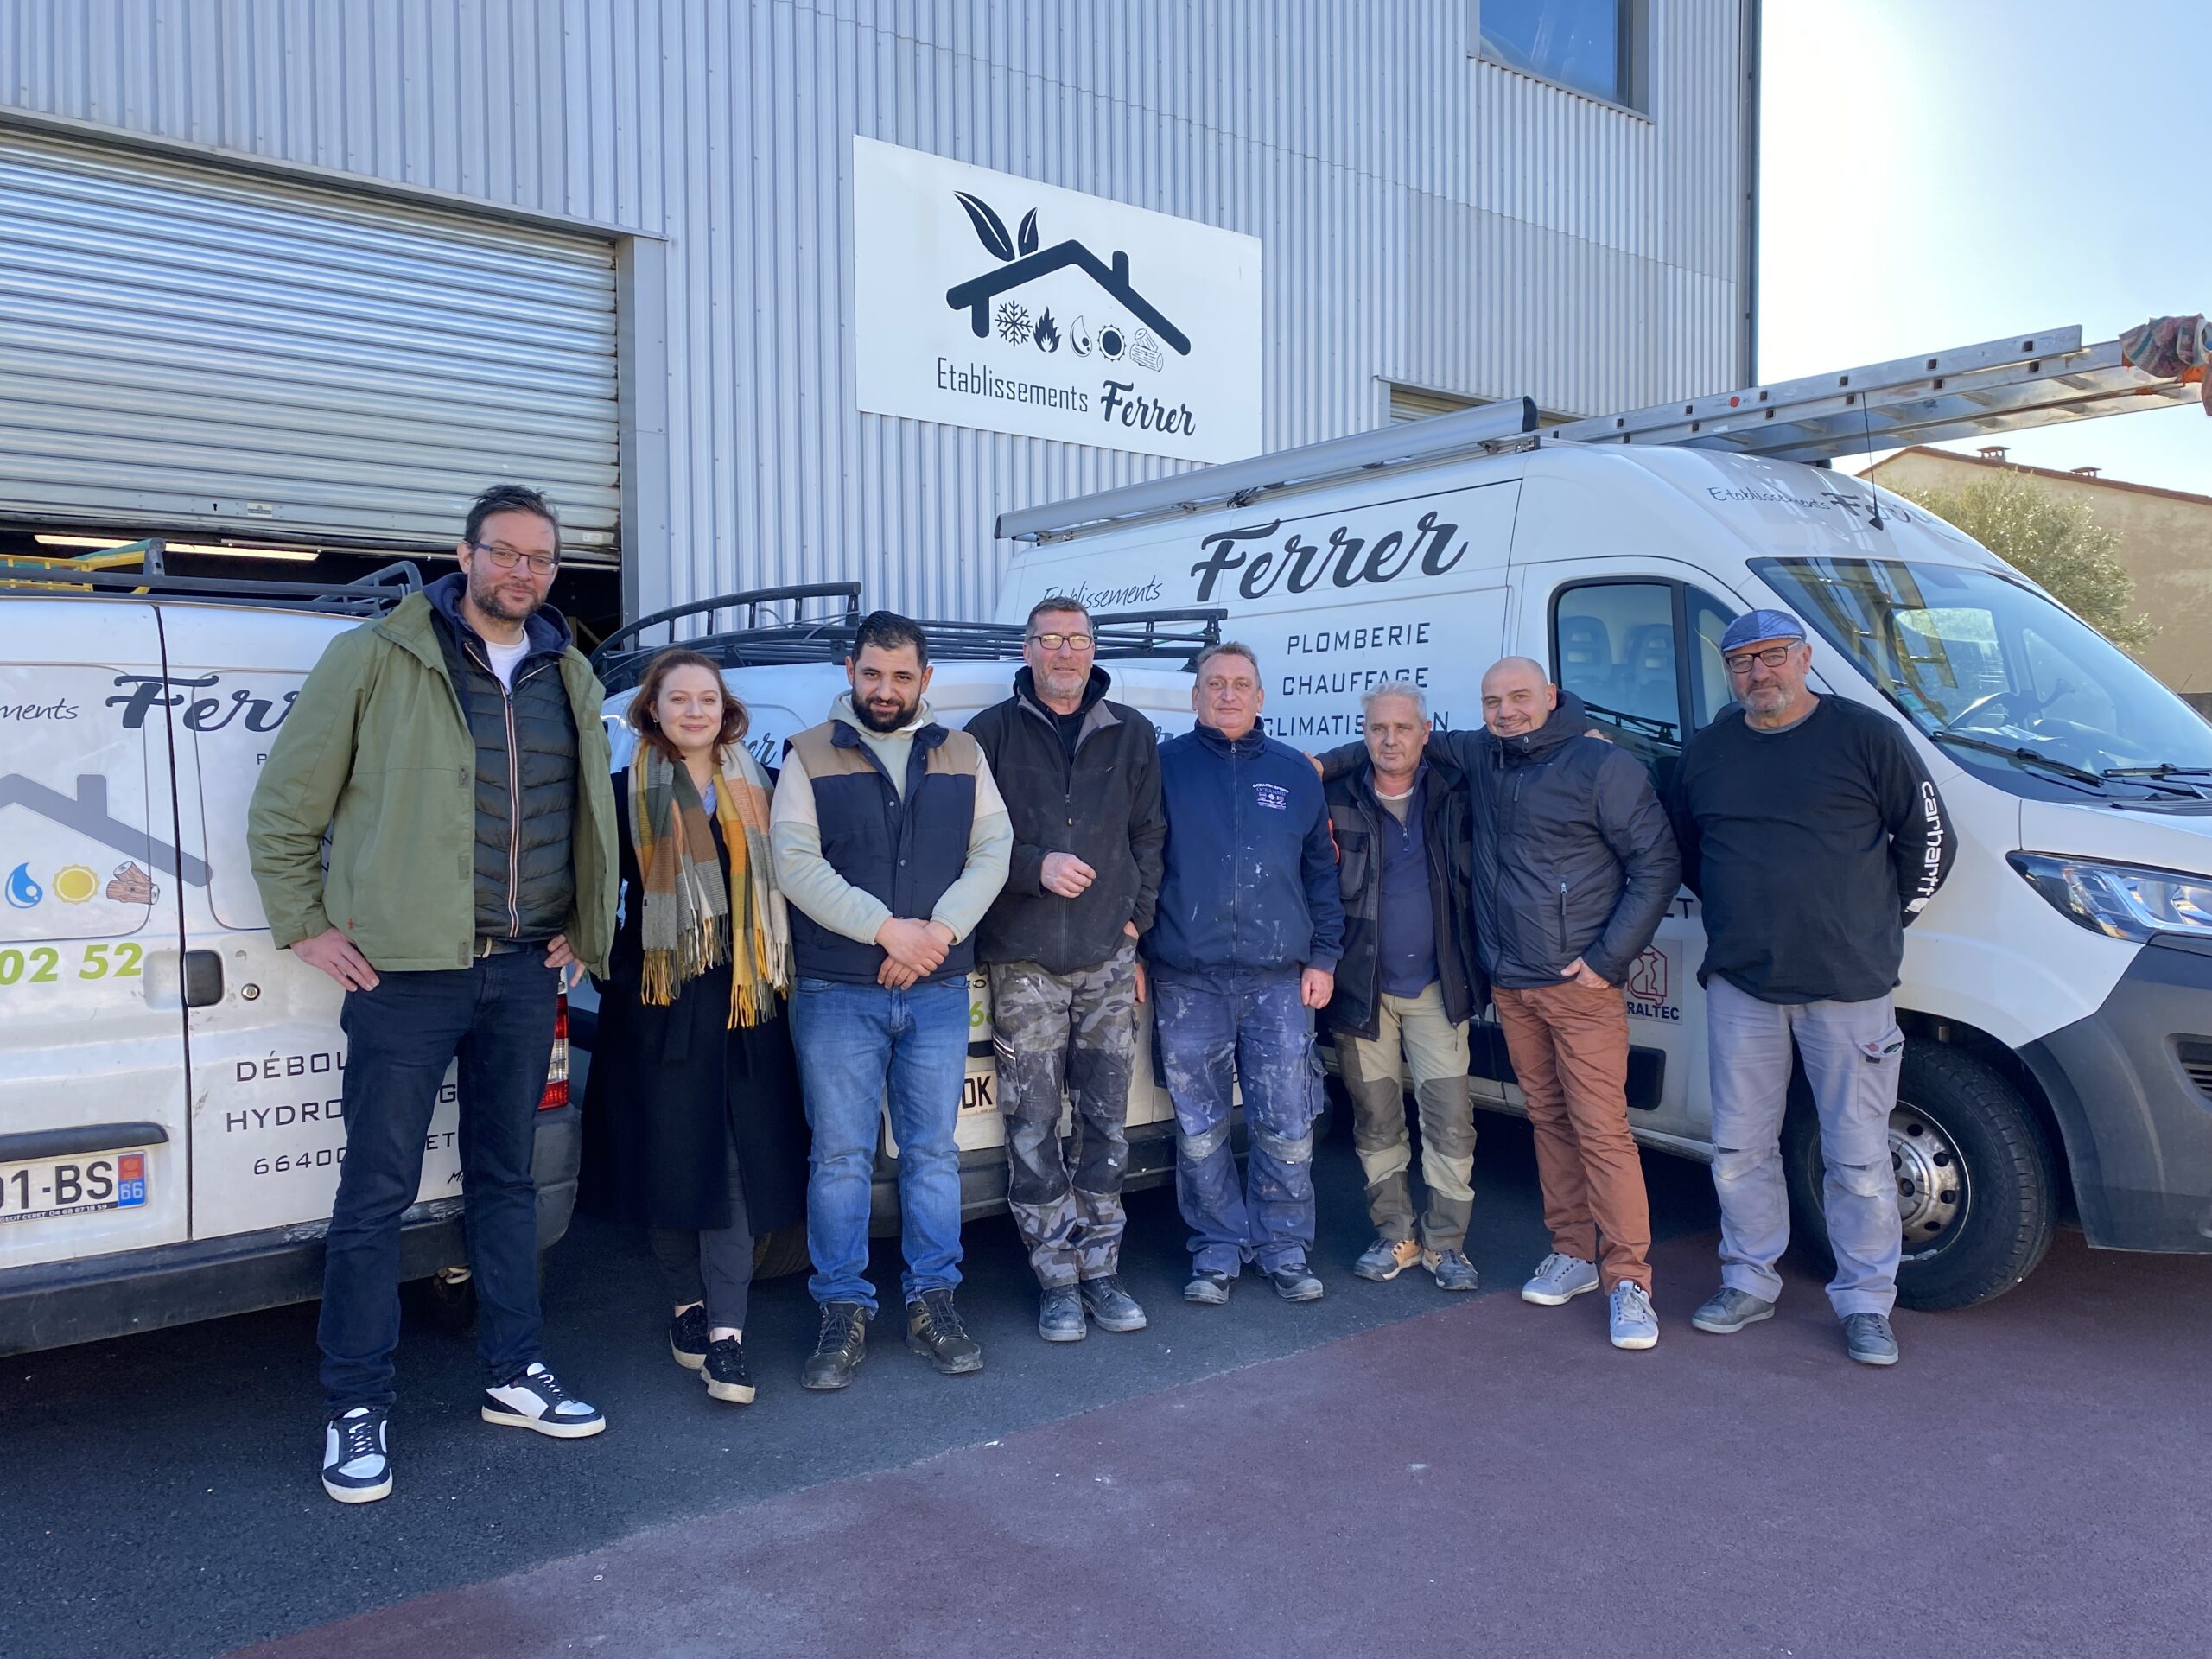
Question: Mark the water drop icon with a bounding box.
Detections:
[5,862,43,908]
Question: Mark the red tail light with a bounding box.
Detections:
[538,994,570,1110]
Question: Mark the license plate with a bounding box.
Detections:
[0,1151,149,1223]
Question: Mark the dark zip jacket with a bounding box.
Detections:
[1319,692,1679,990]
[967,666,1166,975]
[1146,719,1344,982]
[1324,753,1482,1039]
[425,572,582,943]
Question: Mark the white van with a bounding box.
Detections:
[576,592,1213,1251]
[994,372,2212,1309]
[0,564,575,1354]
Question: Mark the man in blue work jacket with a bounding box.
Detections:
[1147,641,1346,1305]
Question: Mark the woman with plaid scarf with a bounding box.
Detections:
[578,648,805,1406]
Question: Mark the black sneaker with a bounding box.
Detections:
[481,1363,607,1439]
[1078,1274,1149,1332]
[1268,1264,1325,1303]
[321,1405,391,1505]
[801,1301,868,1390]
[1184,1269,1232,1306]
[906,1288,984,1376]
[670,1305,709,1371]
[702,1336,756,1403]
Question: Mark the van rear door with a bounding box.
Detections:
[0,599,192,1267]
[153,605,472,1238]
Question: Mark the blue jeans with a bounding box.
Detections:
[320,951,556,1411]
[790,976,969,1313]
[1154,971,1321,1276]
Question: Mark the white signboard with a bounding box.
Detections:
[852,137,1263,462]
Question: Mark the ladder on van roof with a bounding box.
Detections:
[996,322,2200,543]
[1545,324,2199,462]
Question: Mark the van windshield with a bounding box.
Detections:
[1752,556,2212,804]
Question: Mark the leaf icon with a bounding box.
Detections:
[1017,208,1039,256]
[954,192,1016,262]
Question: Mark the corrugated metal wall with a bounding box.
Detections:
[0,0,1750,622]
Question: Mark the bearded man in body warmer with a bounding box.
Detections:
[771,612,1011,1389]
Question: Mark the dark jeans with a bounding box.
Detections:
[647,1113,756,1330]
[319,951,557,1412]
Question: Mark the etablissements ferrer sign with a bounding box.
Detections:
[853,137,1262,463]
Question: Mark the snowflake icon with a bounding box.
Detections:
[995,300,1031,345]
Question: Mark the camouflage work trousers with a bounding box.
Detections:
[988,938,1141,1289]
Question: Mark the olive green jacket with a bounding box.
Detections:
[245,592,617,974]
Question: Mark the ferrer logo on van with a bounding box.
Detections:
[852,137,1262,463]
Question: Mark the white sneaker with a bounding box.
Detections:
[1609,1281,1660,1351]
[1521,1252,1600,1306]
[321,1406,392,1503]
[480,1362,607,1439]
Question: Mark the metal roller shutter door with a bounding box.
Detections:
[0,126,619,559]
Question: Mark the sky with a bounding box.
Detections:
[1759,0,2212,495]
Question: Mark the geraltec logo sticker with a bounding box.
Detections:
[852,137,1263,462]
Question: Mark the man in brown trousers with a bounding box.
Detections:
[1459,658,1679,1350]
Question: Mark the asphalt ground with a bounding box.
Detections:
[3,1115,2207,1659]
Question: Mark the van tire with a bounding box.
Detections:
[1782,1041,2055,1312]
[751,1226,812,1281]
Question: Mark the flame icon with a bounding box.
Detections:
[1033,309,1061,353]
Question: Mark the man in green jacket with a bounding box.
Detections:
[248,484,618,1506]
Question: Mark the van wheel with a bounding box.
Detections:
[751,1226,812,1281]
[1783,1041,2055,1312]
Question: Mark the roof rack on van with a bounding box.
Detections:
[1001,321,2202,542]
[1544,325,2198,464]
[0,540,423,614]
[591,581,1227,693]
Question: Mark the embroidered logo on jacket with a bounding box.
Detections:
[1253,782,1289,811]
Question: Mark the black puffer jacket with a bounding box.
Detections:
[967,666,1166,976]
[1324,753,1482,1040]
[1437,691,1680,990]
[427,574,580,943]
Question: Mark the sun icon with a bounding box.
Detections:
[52,864,99,904]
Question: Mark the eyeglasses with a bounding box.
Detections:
[467,540,559,577]
[1723,645,1797,674]
[1027,632,1094,652]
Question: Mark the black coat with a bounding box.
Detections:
[1432,692,1681,990]
[577,773,809,1235]
[1323,753,1482,1039]
[967,666,1166,975]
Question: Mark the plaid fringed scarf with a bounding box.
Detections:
[630,741,789,1026]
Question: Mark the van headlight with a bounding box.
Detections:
[2009,853,2212,942]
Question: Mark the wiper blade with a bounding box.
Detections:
[2101,764,2212,779]
[1929,729,2113,791]
[1577,700,1681,740]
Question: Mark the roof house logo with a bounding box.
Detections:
[0,772,213,887]
[942,191,1191,367]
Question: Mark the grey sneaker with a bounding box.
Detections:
[1608,1281,1659,1350]
[1422,1246,1481,1292]
[1038,1285,1087,1343]
[1078,1275,1148,1332]
[1521,1252,1599,1306]
[1184,1269,1232,1306]
[1267,1264,1325,1303]
[1352,1236,1422,1282]
[1843,1312,1900,1367]
[1690,1287,1777,1334]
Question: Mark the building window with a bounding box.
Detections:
[1477,0,1640,110]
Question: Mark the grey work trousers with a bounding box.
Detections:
[1336,982,1477,1251]
[1706,975,1904,1318]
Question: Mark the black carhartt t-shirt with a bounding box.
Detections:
[1671,696,1954,1004]
[1053,705,1086,759]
